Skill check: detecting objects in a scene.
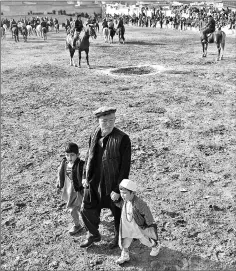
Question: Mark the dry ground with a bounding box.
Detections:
[1,23,236,271]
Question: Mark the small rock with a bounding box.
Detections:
[4,216,15,226]
[49,261,59,268]
[209,204,224,211]
[15,202,26,208]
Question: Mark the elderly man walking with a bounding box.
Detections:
[80,106,131,248]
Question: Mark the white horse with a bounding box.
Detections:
[36,25,42,37]
[103,27,109,43]
[26,25,33,36]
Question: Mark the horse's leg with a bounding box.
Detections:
[85,49,90,68]
[69,48,76,66]
[202,41,206,57]
[220,33,226,60]
[205,43,208,58]
[79,49,82,67]
[216,43,221,61]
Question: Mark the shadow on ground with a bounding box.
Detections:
[94,245,235,270]
[125,41,167,46]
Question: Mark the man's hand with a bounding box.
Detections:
[110,191,120,201]
[82,179,89,188]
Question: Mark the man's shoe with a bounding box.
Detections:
[69,225,83,236]
[116,250,130,264]
[108,236,118,249]
[80,234,101,248]
[150,241,160,256]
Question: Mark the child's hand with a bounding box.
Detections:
[82,179,89,188]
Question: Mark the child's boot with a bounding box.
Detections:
[150,240,160,256]
[69,224,83,235]
[116,249,130,264]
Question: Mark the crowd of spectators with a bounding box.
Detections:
[107,4,236,31]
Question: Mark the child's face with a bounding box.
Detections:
[65,152,78,164]
[120,187,134,201]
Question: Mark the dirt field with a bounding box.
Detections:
[1,23,236,271]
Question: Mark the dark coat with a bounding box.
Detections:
[83,126,131,208]
[57,157,84,192]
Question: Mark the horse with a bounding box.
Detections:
[116,26,125,44]
[3,23,8,32]
[22,26,28,42]
[12,26,19,42]
[102,27,116,43]
[109,28,116,43]
[103,27,109,43]
[1,26,6,40]
[65,25,97,68]
[42,27,47,40]
[26,25,33,36]
[54,23,59,33]
[95,22,99,32]
[200,25,226,61]
[36,24,42,37]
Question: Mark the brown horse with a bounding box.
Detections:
[12,26,19,42]
[116,26,125,44]
[200,26,226,61]
[65,25,97,68]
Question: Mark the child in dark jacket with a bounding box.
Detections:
[57,143,84,235]
[112,179,160,264]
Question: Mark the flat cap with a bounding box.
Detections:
[93,106,116,117]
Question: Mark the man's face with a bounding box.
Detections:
[98,113,116,136]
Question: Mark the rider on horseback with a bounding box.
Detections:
[108,18,115,31]
[117,17,124,29]
[41,19,47,29]
[202,15,216,43]
[102,18,108,30]
[73,15,83,49]
[75,15,83,32]
[10,19,17,29]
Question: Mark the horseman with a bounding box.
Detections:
[41,18,47,34]
[102,18,108,30]
[53,17,58,26]
[75,15,83,32]
[73,15,84,49]
[202,15,216,43]
[10,19,17,29]
[108,18,115,32]
[117,17,124,29]
[86,16,92,26]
